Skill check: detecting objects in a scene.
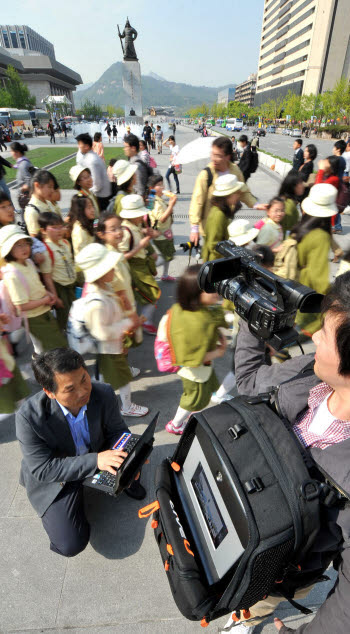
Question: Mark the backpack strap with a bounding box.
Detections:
[26,203,42,214]
[122,225,134,252]
[166,308,177,366]
[202,166,213,192]
[43,241,54,265]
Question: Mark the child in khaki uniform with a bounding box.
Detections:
[148,174,177,281]
[24,170,57,237]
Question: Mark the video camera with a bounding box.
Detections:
[198,240,323,350]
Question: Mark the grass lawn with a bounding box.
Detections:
[4,147,76,183]
[50,147,125,189]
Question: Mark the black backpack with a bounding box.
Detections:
[250,148,259,173]
[139,396,345,626]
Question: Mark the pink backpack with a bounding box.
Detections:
[149,155,157,169]
[0,357,13,386]
[154,311,180,373]
[254,218,266,230]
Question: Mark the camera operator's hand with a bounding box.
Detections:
[97,449,128,475]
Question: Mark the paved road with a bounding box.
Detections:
[0,126,342,633]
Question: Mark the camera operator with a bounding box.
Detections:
[228,272,350,633]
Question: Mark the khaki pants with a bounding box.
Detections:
[234,584,314,627]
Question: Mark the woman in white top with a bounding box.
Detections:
[163,135,180,194]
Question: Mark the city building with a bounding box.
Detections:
[255,0,350,107]
[0,25,82,112]
[234,74,257,107]
[217,87,236,105]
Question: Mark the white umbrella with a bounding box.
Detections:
[176,137,215,165]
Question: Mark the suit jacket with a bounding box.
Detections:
[16,382,129,517]
[238,145,252,182]
[293,147,304,171]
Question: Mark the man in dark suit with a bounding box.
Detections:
[238,134,253,182]
[292,138,304,172]
[16,348,146,557]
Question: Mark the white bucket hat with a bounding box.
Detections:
[69,164,90,186]
[213,174,244,197]
[228,219,259,246]
[301,183,338,217]
[0,224,32,258]
[75,243,119,283]
[120,194,149,219]
[112,159,137,185]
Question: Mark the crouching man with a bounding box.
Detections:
[222,272,350,633]
[16,347,146,557]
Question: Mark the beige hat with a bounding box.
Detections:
[75,243,119,283]
[0,224,32,258]
[120,194,149,219]
[112,159,137,185]
[301,183,338,217]
[228,219,259,246]
[69,164,90,186]
[212,174,244,197]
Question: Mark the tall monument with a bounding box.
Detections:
[118,18,143,122]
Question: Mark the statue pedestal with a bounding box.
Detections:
[122,60,143,119]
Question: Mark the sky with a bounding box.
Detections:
[2,0,264,88]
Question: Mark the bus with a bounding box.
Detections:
[0,108,32,132]
[226,118,243,132]
[29,109,51,129]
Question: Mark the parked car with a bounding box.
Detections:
[282,128,291,135]
[253,128,266,137]
[291,128,302,137]
[267,126,276,133]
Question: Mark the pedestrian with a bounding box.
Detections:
[0,125,7,151]
[118,194,160,336]
[332,140,347,233]
[24,170,56,237]
[69,165,100,219]
[0,224,67,353]
[292,137,304,171]
[147,174,177,281]
[61,121,67,140]
[75,243,148,417]
[92,132,105,162]
[105,122,112,143]
[172,122,176,136]
[139,139,151,166]
[201,174,245,262]
[107,158,117,197]
[343,139,350,176]
[37,212,76,330]
[163,135,181,194]
[256,197,286,252]
[47,119,55,144]
[76,133,111,211]
[111,159,137,215]
[112,123,118,142]
[68,195,95,259]
[150,122,155,149]
[295,183,338,336]
[238,134,253,182]
[142,120,153,153]
[123,133,149,198]
[10,142,34,189]
[0,154,14,202]
[299,143,317,187]
[188,136,266,245]
[155,125,163,154]
[164,264,227,435]
[278,171,304,236]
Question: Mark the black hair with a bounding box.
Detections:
[30,169,55,195]
[139,139,147,149]
[211,195,236,219]
[76,133,93,148]
[50,172,59,190]
[168,135,175,142]
[267,196,285,210]
[74,167,92,191]
[148,173,163,189]
[177,264,202,311]
[38,211,63,230]
[93,132,102,142]
[305,143,317,161]
[10,141,28,155]
[0,191,12,206]
[325,155,340,176]
[252,244,275,268]
[279,172,304,200]
[124,133,139,152]
[294,138,303,146]
[95,211,121,244]
[238,134,248,144]
[108,158,117,167]
[68,195,94,236]
[293,214,332,243]
[32,348,86,392]
[157,125,161,129]
[212,135,233,157]
[334,140,346,154]
[145,120,149,124]
[321,271,350,375]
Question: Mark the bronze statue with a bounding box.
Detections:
[118,18,138,61]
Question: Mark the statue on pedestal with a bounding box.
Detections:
[118,18,138,61]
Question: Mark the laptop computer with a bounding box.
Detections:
[84,412,159,497]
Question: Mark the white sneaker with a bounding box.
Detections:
[120,403,149,417]
[211,392,235,405]
[219,616,255,633]
[130,367,141,378]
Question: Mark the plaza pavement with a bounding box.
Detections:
[1,126,348,633]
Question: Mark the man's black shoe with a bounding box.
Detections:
[124,480,147,500]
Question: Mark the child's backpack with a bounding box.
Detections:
[66,295,102,355]
[250,148,259,173]
[149,155,158,169]
[254,218,266,230]
[154,310,180,373]
[273,237,299,281]
[139,395,346,626]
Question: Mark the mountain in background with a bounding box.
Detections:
[76,82,94,92]
[74,62,236,113]
[147,71,166,81]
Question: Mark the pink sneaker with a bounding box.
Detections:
[161,275,176,282]
[165,420,186,435]
[143,323,157,335]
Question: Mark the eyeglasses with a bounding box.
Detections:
[104,228,122,234]
[0,204,14,211]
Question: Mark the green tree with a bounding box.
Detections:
[80,98,103,119]
[0,65,36,109]
[332,77,350,124]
